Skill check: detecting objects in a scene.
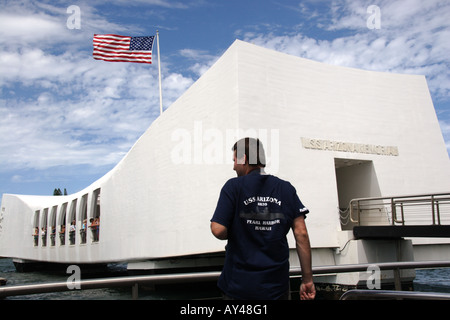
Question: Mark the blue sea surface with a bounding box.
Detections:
[0,258,221,300]
[2,257,450,300]
[413,267,450,293]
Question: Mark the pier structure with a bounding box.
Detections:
[1,40,450,291]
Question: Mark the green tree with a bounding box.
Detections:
[53,188,68,195]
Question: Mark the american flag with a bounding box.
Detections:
[93,34,155,64]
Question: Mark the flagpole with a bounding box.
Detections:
[156,30,163,115]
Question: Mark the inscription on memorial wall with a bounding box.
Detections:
[301,137,399,156]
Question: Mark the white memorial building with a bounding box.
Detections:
[1,40,450,289]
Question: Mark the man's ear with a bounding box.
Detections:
[236,154,246,165]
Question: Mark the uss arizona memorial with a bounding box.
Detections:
[1,40,450,289]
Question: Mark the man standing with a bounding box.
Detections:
[210,137,315,300]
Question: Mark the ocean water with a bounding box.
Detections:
[1,257,450,300]
[412,267,450,293]
[0,258,221,300]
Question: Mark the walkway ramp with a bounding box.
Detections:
[353,225,450,239]
[347,193,450,239]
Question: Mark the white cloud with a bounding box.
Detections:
[239,0,450,155]
[439,119,450,152]
[1,0,449,179]
[242,0,450,101]
[0,55,193,172]
[178,48,219,77]
[162,73,195,103]
[111,0,190,9]
[0,3,194,173]
[0,0,213,176]
[0,13,65,47]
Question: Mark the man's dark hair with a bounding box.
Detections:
[232,137,266,167]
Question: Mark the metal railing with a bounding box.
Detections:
[2,260,450,299]
[346,193,450,226]
[340,289,450,300]
[0,270,221,299]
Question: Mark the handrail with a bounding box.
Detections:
[348,192,450,226]
[0,270,222,299]
[350,192,450,203]
[340,289,450,300]
[2,260,450,299]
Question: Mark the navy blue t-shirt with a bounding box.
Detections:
[211,169,309,299]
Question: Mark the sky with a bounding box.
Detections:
[1,0,449,197]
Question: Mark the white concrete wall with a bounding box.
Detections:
[1,40,449,264]
[234,41,450,249]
